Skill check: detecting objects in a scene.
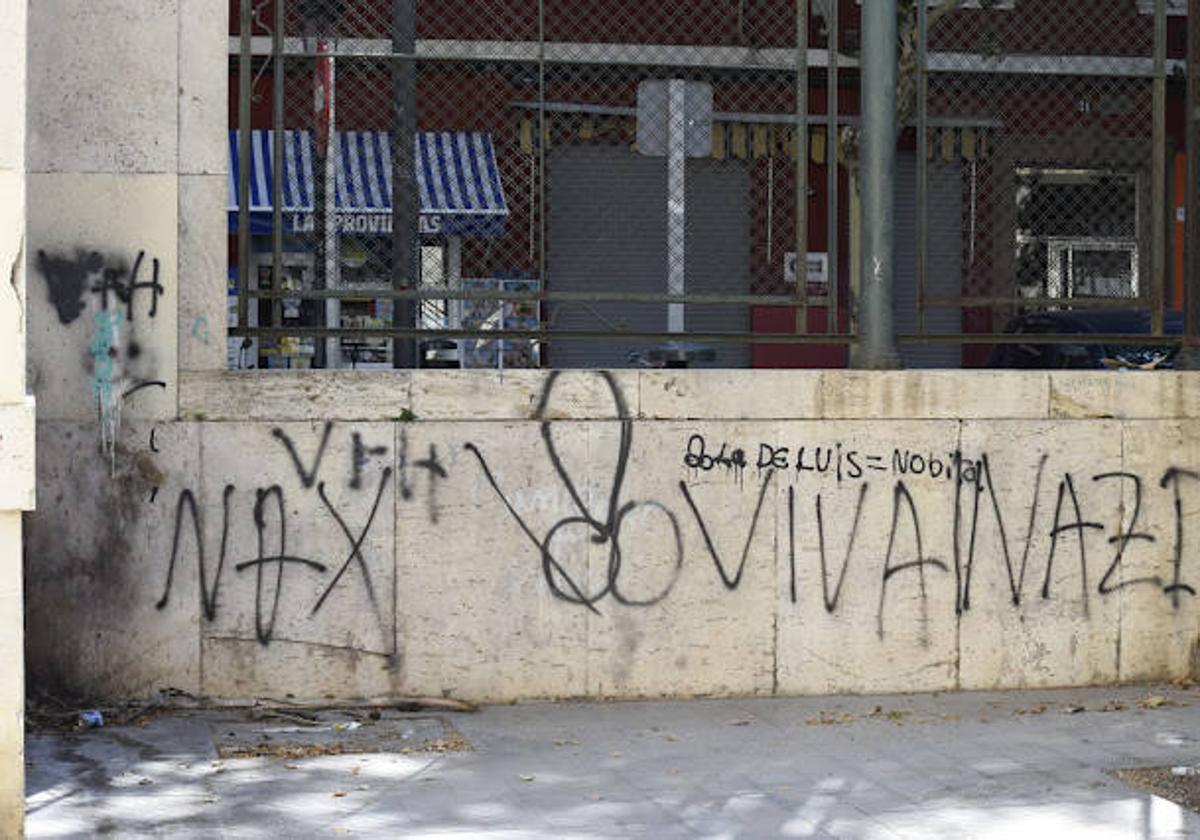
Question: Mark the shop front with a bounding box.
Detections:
[227,129,509,369]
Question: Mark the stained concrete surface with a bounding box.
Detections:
[25,685,1200,839]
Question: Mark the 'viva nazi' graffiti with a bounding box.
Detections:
[466,373,1199,638]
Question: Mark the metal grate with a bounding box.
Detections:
[229,0,1192,370]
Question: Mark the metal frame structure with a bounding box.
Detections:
[230,0,1195,366]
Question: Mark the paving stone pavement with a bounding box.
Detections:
[24,684,1200,839]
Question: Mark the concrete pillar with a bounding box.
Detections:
[0,0,32,833]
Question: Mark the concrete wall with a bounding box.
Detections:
[1,0,33,834]
[19,0,1200,708]
[22,369,1200,702]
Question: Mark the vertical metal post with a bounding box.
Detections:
[392,0,418,368]
[237,0,252,330]
[856,0,901,368]
[794,0,809,335]
[1151,0,1166,335]
[311,34,329,369]
[272,0,285,338]
[826,0,839,334]
[916,0,928,336]
[324,54,341,368]
[667,79,687,333]
[537,0,547,343]
[1184,0,1200,362]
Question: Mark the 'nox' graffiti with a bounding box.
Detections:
[154,422,444,648]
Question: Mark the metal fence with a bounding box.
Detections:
[228,0,1196,371]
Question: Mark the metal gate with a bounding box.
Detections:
[227,1,1198,370]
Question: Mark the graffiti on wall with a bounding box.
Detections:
[466,372,684,613]
[462,373,1200,641]
[37,249,167,468]
[33,363,1179,670]
[155,422,445,648]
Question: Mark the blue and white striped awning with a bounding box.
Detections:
[228,130,508,237]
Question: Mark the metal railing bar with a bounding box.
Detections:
[228,37,856,69]
[242,289,1161,308]
[509,100,1003,129]
[227,37,1185,79]
[230,326,861,344]
[897,334,1186,346]
[924,295,1160,309]
[239,288,838,305]
[229,326,1186,348]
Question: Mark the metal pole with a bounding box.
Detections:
[392,0,418,368]
[855,0,902,369]
[272,0,285,346]
[667,79,687,334]
[794,0,809,335]
[1151,0,1166,335]
[537,0,547,366]
[916,0,928,336]
[311,35,329,369]
[237,0,252,330]
[826,0,839,335]
[1183,0,1200,365]
[324,54,341,368]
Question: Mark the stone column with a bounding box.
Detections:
[0,0,34,834]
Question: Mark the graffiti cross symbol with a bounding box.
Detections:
[311,467,393,615]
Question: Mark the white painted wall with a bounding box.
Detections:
[23,370,1200,703]
[0,0,32,834]
[17,0,1200,711]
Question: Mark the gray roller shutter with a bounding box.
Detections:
[894,152,964,368]
[545,145,751,369]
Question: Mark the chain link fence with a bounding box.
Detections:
[229,0,1193,371]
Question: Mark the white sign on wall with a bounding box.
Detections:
[783,252,829,288]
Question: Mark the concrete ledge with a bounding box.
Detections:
[180,370,414,421]
[639,370,821,419]
[816,370,1051,419]
[179,369,1200,423]
[0,396,34,510]
[1050,372,1200,419]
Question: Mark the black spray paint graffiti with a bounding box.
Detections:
[877,481,949,640]
[311,468,393,615]
[157,485,235,621]
[467,374,796,611]
[397,430,448,523]
[679,469,776,591]
[1160,468,1200,607]
[466,371,684,614]
[155,424,414,646]
[352,432,388,490]
[37,249,164,326]
[38,249,168,467]
[688,434,983,488]
[156,481,330,645]
[233,487,329,644]
[772,448,1200,635]
[474,400,1200,636]
[273,423,333,489]
[37,250,101,325]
